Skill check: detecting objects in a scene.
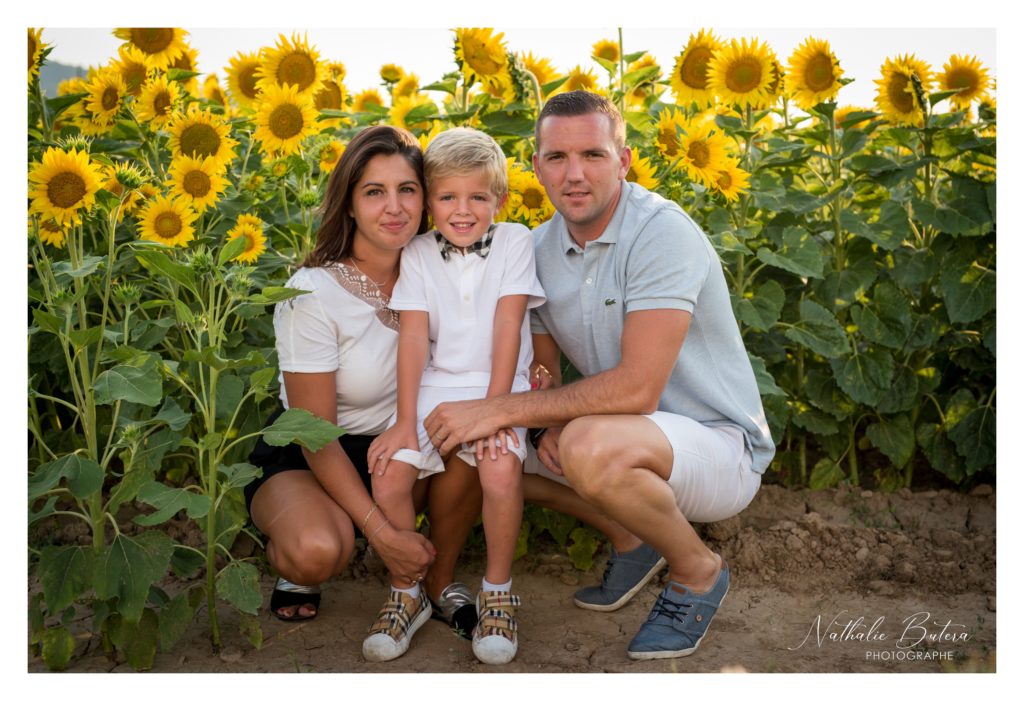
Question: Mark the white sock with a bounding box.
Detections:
[482,577,512,593]
[392,583,420,598]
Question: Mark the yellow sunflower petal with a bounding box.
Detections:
[29,28,47,85]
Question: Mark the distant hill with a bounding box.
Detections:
[39,60,87,98]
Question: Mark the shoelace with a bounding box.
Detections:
[646,594,693,624]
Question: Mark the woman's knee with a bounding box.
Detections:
[270,527,353,584]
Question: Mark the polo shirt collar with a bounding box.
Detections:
[558,181,632,253]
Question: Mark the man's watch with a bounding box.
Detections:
[527,428,547,449]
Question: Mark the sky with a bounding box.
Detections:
[41,26,996,112]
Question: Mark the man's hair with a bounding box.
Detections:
[535,90,626,150]
[424,127,508,197]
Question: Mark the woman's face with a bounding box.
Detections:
[348,153,424,255]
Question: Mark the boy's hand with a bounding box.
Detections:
[474,427,520,463]
[367,423,419,476]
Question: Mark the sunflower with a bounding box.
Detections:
[393,73,420,99]
[137,194,198,248]
[483,71,517,101]
[352,88,385,113]
[677,120,731,188]
[110,44,152,97]
[760,58,786,108]
[519,52,562,95]
[319,140,345,173]
[314,77,347,129]
[939,54,991,111]
[254,83,320,157]
[558,65,601,94]
[325,61,347,82]
[874,54,931,126]
[84,69,127,130]
[591,38,620,67]
[227,214,267,263]
[834,105,877,129]
[626,156,660,191]
[671,29,722,108]
[113,28,189,72]
[169,44,201,95]
[708,37,774,109]
[101,161,149,221]
[712,160,750,202]
[625,53,665,108]
[226,51,262,108]
[257,32,326,97]
[136,75,181,130]
[501,160,554,228]
[166,103,238,167]
[389,93,436,131]
[654,107,688,160]
[454,28,508,89]
[167,156,229,213]
[29,147,103,226]
[203,75,229,107]
[29,28,47,85]
[33,217,68,249]
[787,37,843,110]
[380,64,405,84]
[417,122,446,151]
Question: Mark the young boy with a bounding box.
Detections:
[362,127,545,665]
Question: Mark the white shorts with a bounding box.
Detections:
[389,385,528,479]
[523,411,760,523]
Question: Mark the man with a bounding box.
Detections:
[425,91,774,659]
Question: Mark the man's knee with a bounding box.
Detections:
[559,417,633,497]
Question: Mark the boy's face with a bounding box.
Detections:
[428,171,506,248]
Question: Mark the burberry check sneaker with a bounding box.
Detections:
[472,590,521,665]
[362,589,432,662]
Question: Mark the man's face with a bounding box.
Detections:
[533,112,631,243]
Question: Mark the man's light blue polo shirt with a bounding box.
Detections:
[530,181,775,474]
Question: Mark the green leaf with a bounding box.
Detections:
[913,198,990,237]
[238,612,264,650]
[29,453,104,500]
[567,527,600,571]
[32,308,64,335]
[928,88,964,107]
[480,110,536,137]
[790,400,840,436]
[93,364,163,407]
[155,396,192,431]
[219,462,263,491]
[69,326,103,350]
[52,255,105,280]
[805,369,855,420]
[249,366,277,393]
[540,76,570,95]
[809,458,845,490]
[842,207,904,251]
[851,282,912,349]
[422,79,458,96]
[755,226,825,279]
[623,65,660,87]
[876,365,920,415]
[216,561,262,615]
[916,422,965,483]
[38,546,93,614]
[159,592,196,651]
[815,259,878,312]
[170,547,205,579]
[839,129,868,159]
[109,608,160,670]
[866,414,915,467]
[106,462,156,516]
[45,91,87,117]
[948,406,995,474]
[41,626,76,671]
[748,354,785,397]
[134,481,212,526]
[831,348,895,407]
[93,531,174,623]
[261,408,345,451]
[215,373,246,420]
[940,256,995,324]
[592,55,618,74]
[869,200,913,250]
[166,67,201,82]
[735,280,784,331]
[135,248,198,294]
[246,286,311,305]
[784,300,851,358]
[174,299,195,326]
[29,496,59,526]
[218,233,249,266]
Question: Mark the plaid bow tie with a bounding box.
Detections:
[436,225,495,262]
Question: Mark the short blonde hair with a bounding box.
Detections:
[424,127,508,197]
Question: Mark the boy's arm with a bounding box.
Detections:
[486,294,529,398]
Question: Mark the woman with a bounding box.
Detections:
[244,125,481,635]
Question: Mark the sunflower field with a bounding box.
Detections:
[27,28,995,670]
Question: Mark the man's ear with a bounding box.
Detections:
[618,146,633,179]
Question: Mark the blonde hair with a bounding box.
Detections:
[424,127,508,197]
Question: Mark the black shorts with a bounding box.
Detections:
[243,408,376,517]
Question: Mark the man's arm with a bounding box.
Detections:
[424,308,691,454]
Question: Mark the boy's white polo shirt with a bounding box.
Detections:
[390,222,546,390]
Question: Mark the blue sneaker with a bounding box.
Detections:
[627,559,730,660]
[574,542,666,612]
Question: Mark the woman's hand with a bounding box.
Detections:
[474,427,520,462]
[530,362,554,390]
[367,422,419,477]
[371,523,436,582]
[536,425,564,475]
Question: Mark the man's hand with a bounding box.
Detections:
[535,426,564,475]
[424,398,504,456]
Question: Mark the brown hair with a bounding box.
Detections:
[535,90,626,150]
[303,125,427,267]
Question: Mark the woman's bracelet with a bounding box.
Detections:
[368,517,390,544]
[362,502,379,533]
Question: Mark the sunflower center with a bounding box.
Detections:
[269,103,304,139]
[180,123,221,158]
[946,67,978,92]
[239,64,260,99]
[314,81,342,111]
[687,140,711,169]
[464,38,503,76]
[681,47,714,90]
[47,172,87,209]
[153,90,172,116]
[123,65,147,95]
[130,28,175,56]
[717,171,733,189]
[523,188,545,210]
[101,87,120,111]
[725,58,764,94]
[595,45,619,63]
[657,128,679,158]
[804,54,835,92]
[278,52,317,91]
[183,170,211,198]
[154,211,183,239]
[887,73,915,114]
[242,231,256,253]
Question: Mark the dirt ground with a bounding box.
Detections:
[30,483,997,674]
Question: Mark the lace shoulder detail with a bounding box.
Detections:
[322,263,400,332]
